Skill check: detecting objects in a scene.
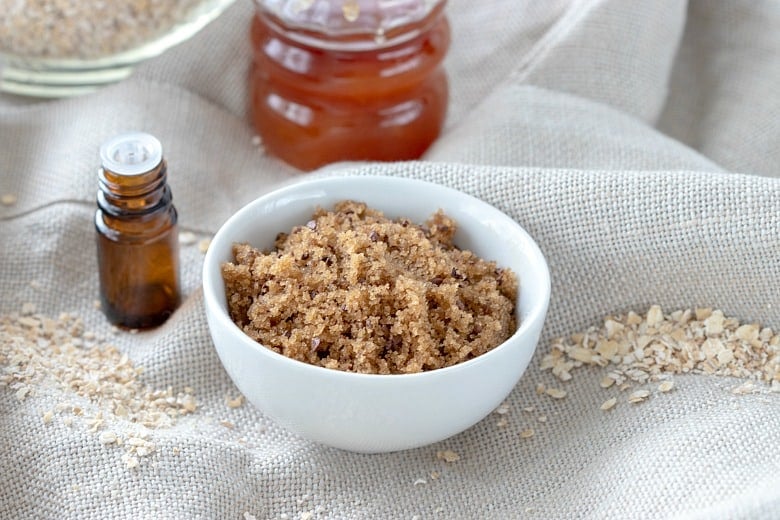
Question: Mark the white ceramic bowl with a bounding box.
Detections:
[202,175,550,453]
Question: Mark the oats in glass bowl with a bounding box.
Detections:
[0,0,236,97]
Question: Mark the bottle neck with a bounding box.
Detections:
[97,159,171,217]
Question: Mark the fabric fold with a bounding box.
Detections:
[1,164,778,519]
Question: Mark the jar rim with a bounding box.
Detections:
[255,0,446,49]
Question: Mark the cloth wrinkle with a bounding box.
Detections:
[0,1,778,518]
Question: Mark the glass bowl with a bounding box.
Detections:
[0,0,236,98]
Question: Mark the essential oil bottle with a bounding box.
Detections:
[95,132,181,329]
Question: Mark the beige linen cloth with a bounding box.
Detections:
[1,1,779,518]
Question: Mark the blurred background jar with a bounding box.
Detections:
[0,0,236,97]
[250,0,450,171]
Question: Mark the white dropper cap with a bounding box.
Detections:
[100,132,163,176]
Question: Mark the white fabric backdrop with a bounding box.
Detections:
[1,1,778,518]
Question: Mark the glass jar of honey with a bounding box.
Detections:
[250,0,450,171]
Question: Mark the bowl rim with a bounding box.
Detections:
[202,174,551,381]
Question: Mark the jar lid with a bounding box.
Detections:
[256,0,445,45]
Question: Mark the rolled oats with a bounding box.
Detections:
[0,311,198,470]
[541,306,779,408]
[628,389,650,404]
[494,403,510,415]
[600,397,617,411]
[544,387,567,399]
[226,395,244,409]
[436,450,460,463]
[178,231,197,246]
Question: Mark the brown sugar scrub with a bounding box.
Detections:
[221,201,518,374]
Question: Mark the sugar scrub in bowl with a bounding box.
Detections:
[202,176,551,453]
[0,0,236,97]
[249,0,451,170]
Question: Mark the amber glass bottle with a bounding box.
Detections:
[250,0,450,171]
[95,132,181,329]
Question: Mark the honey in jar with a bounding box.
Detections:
[95,132,181,329]
[250,0,450,171]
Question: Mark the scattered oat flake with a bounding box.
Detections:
[600,397,617,411]
[430,471,440,480]
[226,394,245,409]
[495,403,510,415]
[716,349,734,366]
[0,311,199,472]
[15,386,31,401]
[520,428,535,439]
[537,415,547,423]
[198,238,211,253]
[18,316,39,328]
[646,305,663,327]
[181,396,198,413]
[1,194,17,206]
[436,449,460,463]
[628,389,650,404]
[100,431,118,445]
[658,381,675,393]
[301,511,314,520]
[535,383,546,395]
[522,405,536,413]
[545,387,567,399]
[179,231,197,245]
[496,417,508,428]
[243,513,258,520]
[122,454,139,469]
[413,478,427,486]
[127,436,152,447]
[220,420,235,429]
[732,381,758,395]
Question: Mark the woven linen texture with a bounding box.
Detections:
[1,1,778,518]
